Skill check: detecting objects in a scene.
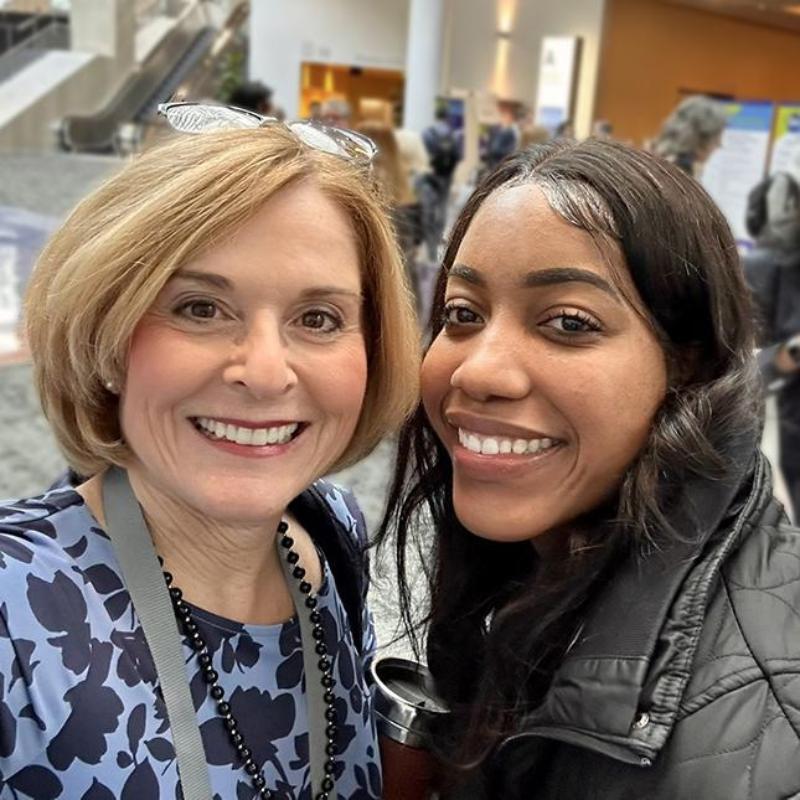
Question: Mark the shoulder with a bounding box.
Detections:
[0,487,98,581]
[692,503,800,691]
[0,485,117,632]
[0,490,129,778]
[655,510,800,796]
[720,512,800,665]
[674,509,800,761]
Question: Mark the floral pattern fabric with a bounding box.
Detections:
[0,483,381,799]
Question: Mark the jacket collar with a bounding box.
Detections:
[504,428,773,764]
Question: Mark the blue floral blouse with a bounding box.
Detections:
[0,483,381,799]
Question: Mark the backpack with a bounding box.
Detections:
[428,127,459,177]
[746,171,800,238]
[289,481,367,653]
[54,471,367,654]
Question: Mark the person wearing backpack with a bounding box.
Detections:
[423,106,463,260]
[743,171,800,521]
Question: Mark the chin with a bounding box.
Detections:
[453,501,552,544]
[178,476,295,526]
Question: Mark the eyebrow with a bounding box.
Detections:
[449,263,621,302]
[171,270,362,300]
[173,269,231,289]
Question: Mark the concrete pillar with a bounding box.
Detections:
[70,0,135,73]
[402,0,446,133]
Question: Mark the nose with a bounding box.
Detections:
[449,325,532,402]
[223,317,298,398]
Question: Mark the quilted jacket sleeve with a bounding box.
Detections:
[655,521,800,800]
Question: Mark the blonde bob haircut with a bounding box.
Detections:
[26,125,420,477]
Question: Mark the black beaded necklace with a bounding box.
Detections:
[161,520,338,800]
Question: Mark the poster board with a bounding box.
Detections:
[534,36,581,134]
[701,100,774,248]
[0,206,57,364]
[769,104,800,175]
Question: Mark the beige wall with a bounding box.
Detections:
[445,0,607,137]
[250,0,410,120]
[596,0,800,146]
[250,0,607,136]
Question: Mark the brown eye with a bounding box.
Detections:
[187,301,217,319]
[174,298,222,321]
[300,310,342,333]
[541,310,602,335]
[442,303,482,327]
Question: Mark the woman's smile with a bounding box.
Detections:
[190,415,307,457]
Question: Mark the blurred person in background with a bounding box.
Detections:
[592,119,614,139]
[323,99,352,129]
[422,104,463,263]
[743,170,800,520]
[308,100,323,123]
[652,95,727,177]
[229,80,274,116]
[554,119,575,139]
[484,102,521,172]
[1,112,420,798]
[519,122,551,150]
[379,138,800,799]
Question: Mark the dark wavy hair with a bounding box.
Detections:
[376,138,761,773]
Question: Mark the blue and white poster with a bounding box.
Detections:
[769,104,800,175]
[701,100,774,248]
[0,206,57,361]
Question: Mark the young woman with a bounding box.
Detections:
[1,108,419,799]
[379,138,800,799]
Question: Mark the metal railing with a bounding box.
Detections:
[0,17,69,83]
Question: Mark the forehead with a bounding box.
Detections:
[456,184,626,287]
[172,181,363,286]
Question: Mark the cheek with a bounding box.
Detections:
[583,338,667,460]
[124,323,181,403]
[420,340,453,433]
[315,342,369,423]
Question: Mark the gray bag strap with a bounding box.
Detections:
[102,467,213,800]
[278,544,337,799]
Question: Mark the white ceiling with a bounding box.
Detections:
[665,0,800,32]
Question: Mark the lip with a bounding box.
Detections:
[445,410,558,441]
[452,438,565,480]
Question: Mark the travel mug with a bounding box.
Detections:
[369,656,449,800]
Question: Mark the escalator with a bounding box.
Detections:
[60,1,247,154]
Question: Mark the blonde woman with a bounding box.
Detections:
[0,106,419,799]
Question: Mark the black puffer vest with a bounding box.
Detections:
[456,434,800,799]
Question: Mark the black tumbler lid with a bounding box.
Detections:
[369,656,449,747]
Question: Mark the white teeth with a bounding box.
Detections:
[195,418,299,447]
[234,427,253,445]
[480,438,499,455]
[458,428,558,457]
